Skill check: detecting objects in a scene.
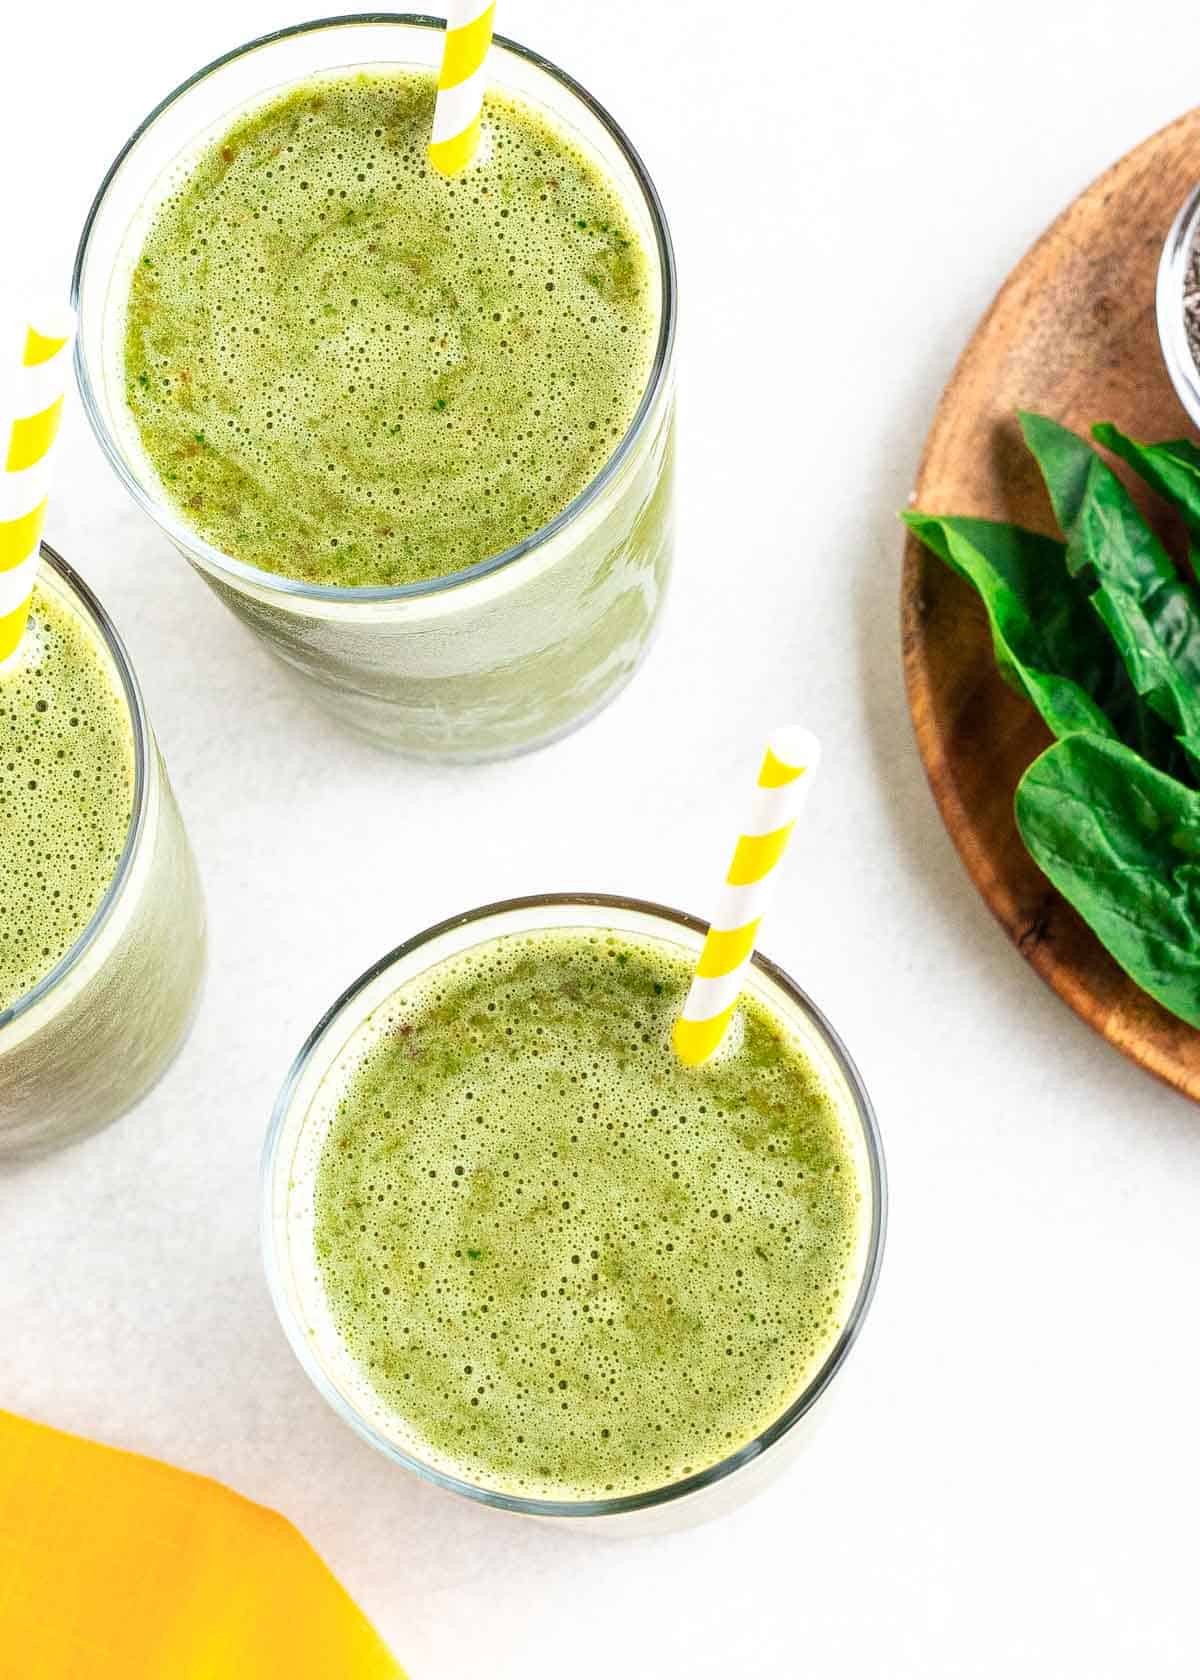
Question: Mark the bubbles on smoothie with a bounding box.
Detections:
[311,930,864,1502]
[0,587,135,1011]
[123,72,657,587]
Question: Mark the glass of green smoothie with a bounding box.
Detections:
[262,894,885,1532]
[72,16,676,761]
[0,545,206,1158]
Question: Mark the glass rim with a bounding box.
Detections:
[1157,180,1200,427]
[261,890,888,1521]
[70,12,678,607]
[0,543,150,1034]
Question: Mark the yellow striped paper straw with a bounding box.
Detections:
[673,728,821,1067]
[428,0,496,177]
[0,305,76,669]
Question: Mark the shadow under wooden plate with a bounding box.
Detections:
[901,107,1200,1102]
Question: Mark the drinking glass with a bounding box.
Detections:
[262,893,886,1533]
[0,546,206,1158]
[73,15,676,762]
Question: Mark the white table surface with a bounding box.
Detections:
[4,2,1200,1673]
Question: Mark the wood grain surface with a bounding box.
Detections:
[901,108,1200,1100]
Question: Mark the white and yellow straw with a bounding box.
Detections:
[673,728,821,1066]
[0,305,75,670]
[428,1,496,178]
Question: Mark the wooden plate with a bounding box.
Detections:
[901,108,1200,1101]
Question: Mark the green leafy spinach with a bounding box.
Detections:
[1016,734,1200,1027]
[901,513,1120,741]
[907,410,1200,1028]
[1019,412,1200,773]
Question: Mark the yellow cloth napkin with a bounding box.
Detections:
[0,1409,405,1680]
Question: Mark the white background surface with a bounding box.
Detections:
[3,2,1199,1674]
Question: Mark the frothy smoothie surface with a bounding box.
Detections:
[311,928,865,1501]
[0,584,135,1012]
[123,71,658,587]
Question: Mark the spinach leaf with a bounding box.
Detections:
[1019,411,1200,771]
[903,513,1117,739]
[1016,732,1200,1027]
[1092,423,1200,539]
[903,510,1189,777]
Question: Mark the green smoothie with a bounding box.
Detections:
[0,585,135,1013]
[123,70,657,587]
[312,928,864,1502]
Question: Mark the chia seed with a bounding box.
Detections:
[1185,234,1200,367]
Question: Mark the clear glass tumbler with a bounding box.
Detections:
[72,15,677,762]
[262,893,886,1534]
[0,546,206,1159]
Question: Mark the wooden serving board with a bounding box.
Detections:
[901,108,1200,1101]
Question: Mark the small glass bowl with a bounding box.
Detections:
[1156,181,1200,427]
